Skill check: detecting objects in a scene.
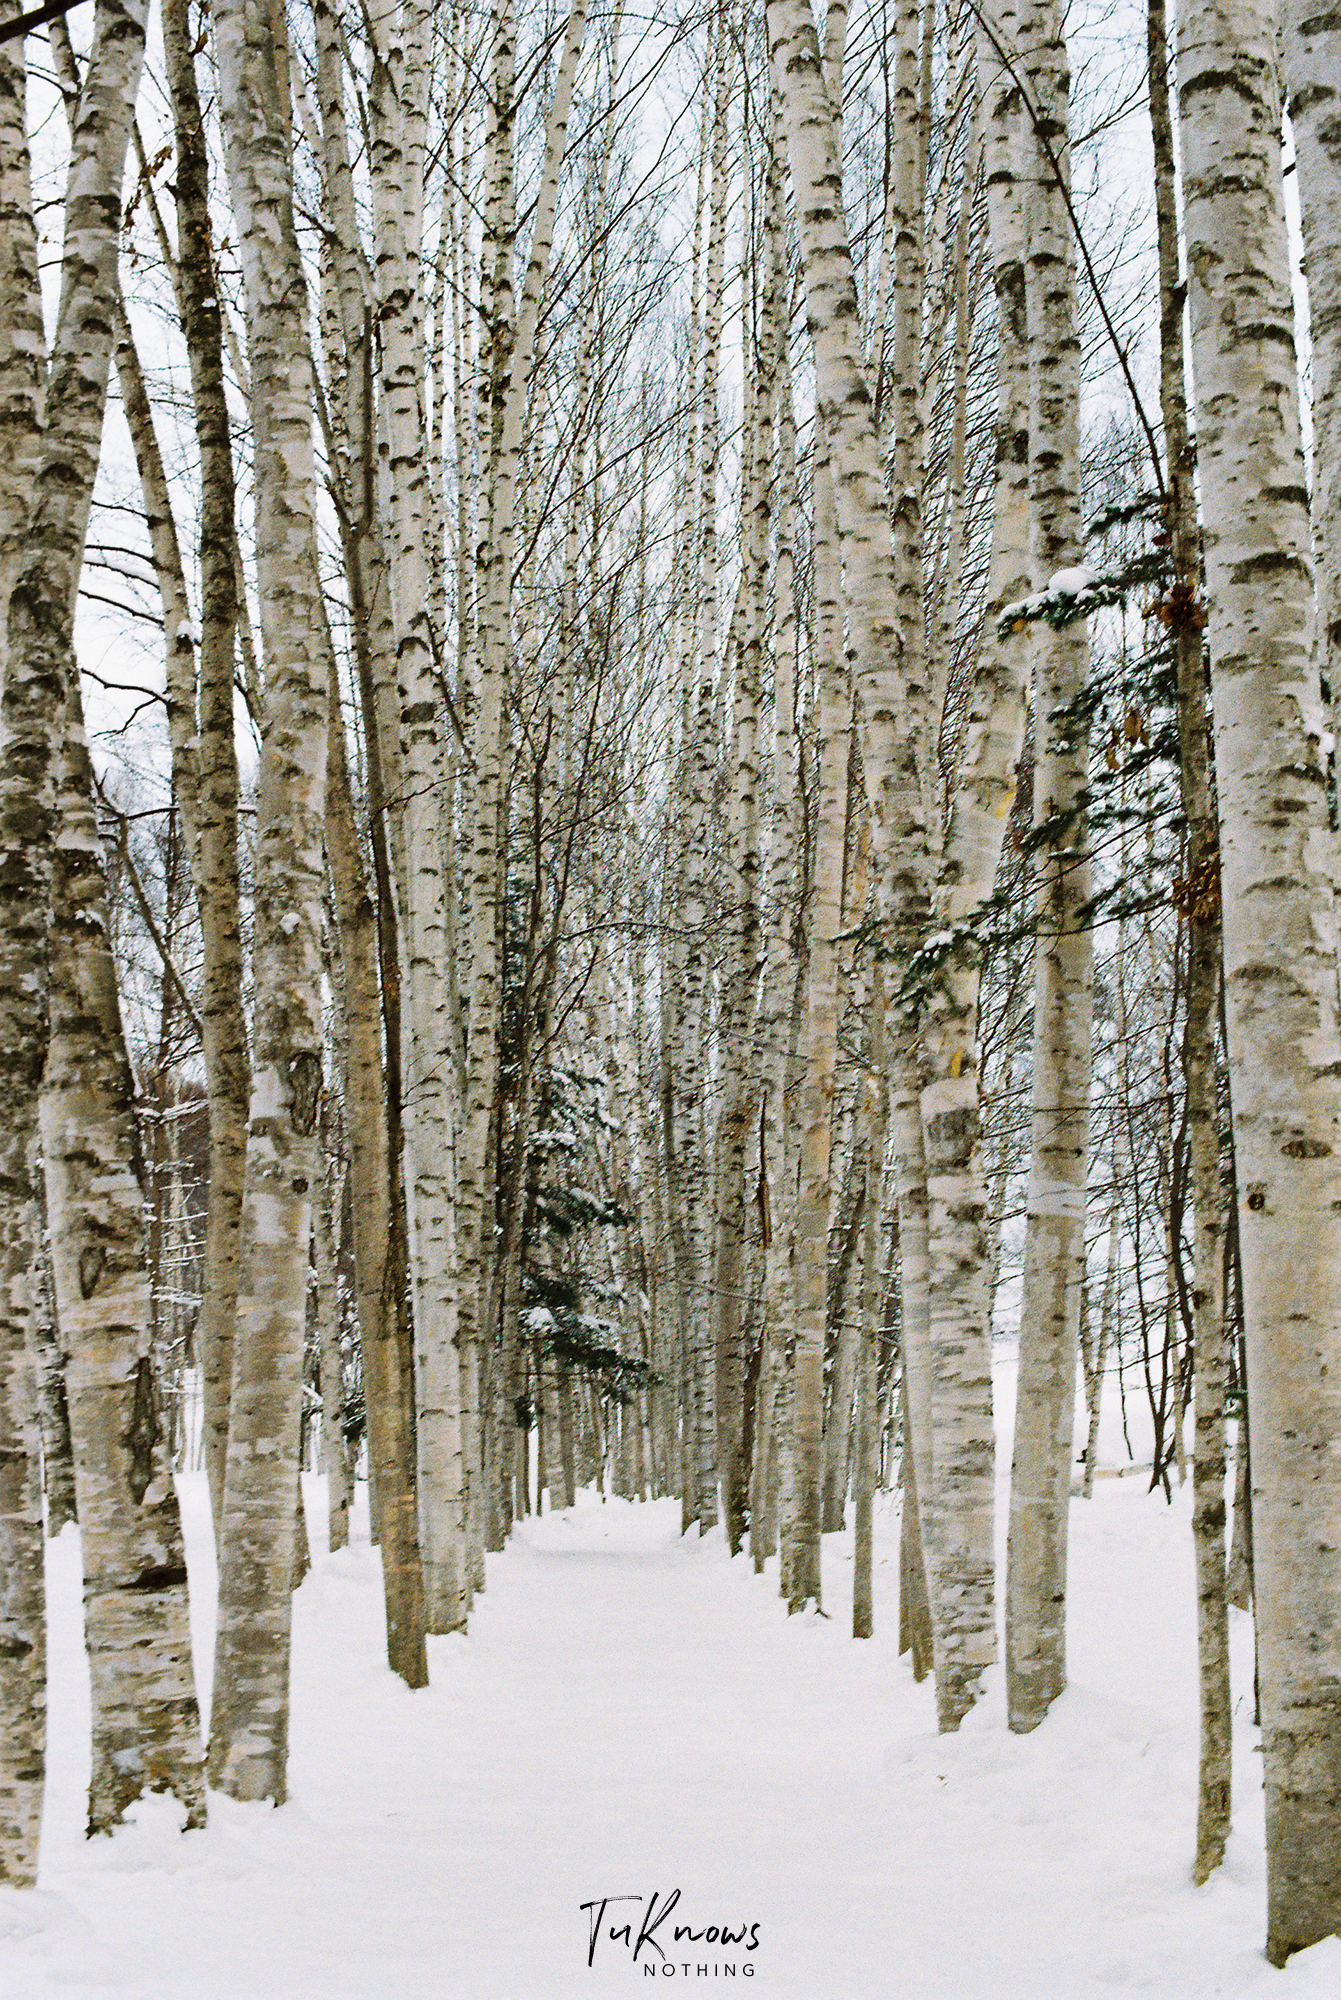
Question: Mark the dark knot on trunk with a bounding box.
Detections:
[288,1050,323,1136]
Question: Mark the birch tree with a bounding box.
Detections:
[714,205,764,1556]
[750,94,801,1577]
[0,7,46,1886]
[457,0,589,1585]
[323,625,427,1687]
[1283,0,1340,743]
[1004,0,1094,1736]
[1178,0,1341,1956]
[910,20,1005,1730]
[41,707,206,1835]
[3,0,209,1848]
[364,0,466,1636]
[1146,0,1230,1881]
[682,7,731,1535]
[767,0,1005,1725]
[160,0,249,1540]
[784,430,846,1613]
[208,0,329,1805]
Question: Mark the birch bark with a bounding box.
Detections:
[785,434,847,1612]
[1005,0,1093,1735]
[715,268,763,1556]
[1178,0,1341,1955]
[314,1112,350,1553]
[1283,0,1341,737]
[42,701,205,1834]
[768,0,956,1704]
[910,30,1019,1731]
[32,1239,76,1538]
[0,8,45,1887]
[367,0,465,1637]
[45,88,215,1786]
[852,960,887,1637]
[208,0,329,1804]
[461,0,588,1577]
[311,0,418,1594]
[160,0,249,1541]
[683,11,732,1533]
[0,10,40,654]
[6,0,209,1847]
[751,95,800,1572]
[912,7,1031,1729]
[324,629,428,1687]
[1147,0,1230,1879]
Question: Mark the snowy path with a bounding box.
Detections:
[4,1363,1341,1999]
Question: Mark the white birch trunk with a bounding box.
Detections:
[752,94,801,1572]
[0,9,47,1887]
[208,0,329,1805]
[1147,0,1231,1876]
[461,0,588,1578]
[785,434,846,1613]
[914,9,1031,1733]
[1283,0,1341,739]
[1081,1197,1120,1499]
[770,0,1008,1718]
[368,0,465,1637]
[160,0,249,1543]
[683,12,732,1534]
[2,0,209,1857]
[314,1122,350,1553]
[1004,0,1093,1736]
[42,706,206,1833]
[1178,0,1341,1955]
[715,252,764,1554]
[324,630,428,1687]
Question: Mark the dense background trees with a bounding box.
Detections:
[0,0,1337,1966]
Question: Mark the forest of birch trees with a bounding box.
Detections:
[0,0,1338,1968]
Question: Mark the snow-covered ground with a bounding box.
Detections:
[3,1354,1340,2000]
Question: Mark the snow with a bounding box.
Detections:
[1049,565,1097,595]
[3,1355,1336,1998]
